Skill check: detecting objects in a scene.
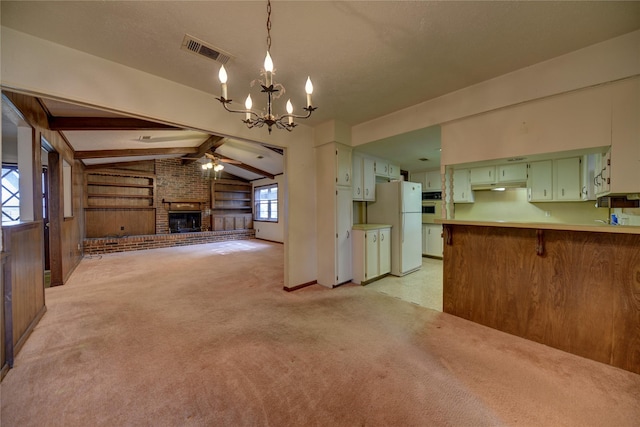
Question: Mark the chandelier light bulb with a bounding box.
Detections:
[218,65,227,84]
[207,162,213,169]
[286,99,294,124]
[245,94,253,120]
[305,77,313,107]
[219,65,228,99]
[264,52,273,87]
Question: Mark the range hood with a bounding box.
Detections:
[595,195,640,208]
[471,181,527,191]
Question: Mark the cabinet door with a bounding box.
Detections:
[365,230,379,281]
[554,157,582,201]
[388,164,400,180]
[422,224,428,255]
[375,160,389,177]
[453,169,474,203]
[527,160,553,201]
[425,171,441,191]
[425,224,443,257]
[336,187,352,284]
[379,228,391,275]
[470,166,496,184]
[498,163,527,183]
[352,154,363,200]
[411,171,426,186]
[363,157,376,201]
[336,146,352,187]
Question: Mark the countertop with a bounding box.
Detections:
[352,223,392,230]
[435,219,640,235]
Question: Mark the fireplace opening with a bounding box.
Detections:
[169,211,202,233]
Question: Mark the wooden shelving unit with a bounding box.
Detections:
[84,168,156,237]
[211,179,253,231]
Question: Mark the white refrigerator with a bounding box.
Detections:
[367,181,423,276]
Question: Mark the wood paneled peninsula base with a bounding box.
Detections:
[437,219,640,375]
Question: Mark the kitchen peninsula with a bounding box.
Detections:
[438,219,640,374]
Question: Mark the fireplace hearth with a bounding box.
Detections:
[169,211,202,233]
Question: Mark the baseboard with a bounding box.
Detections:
[284,280,317,292]
[254,237,284,245]
[0,362,9,382]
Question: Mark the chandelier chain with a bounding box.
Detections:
[266,0,272,52]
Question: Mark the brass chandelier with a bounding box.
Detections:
[216,0,316,134]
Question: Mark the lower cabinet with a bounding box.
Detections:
[422,224,443,258]
[352,225,391,284]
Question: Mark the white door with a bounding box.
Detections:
[336,145,352,187]
[336,187,352,284]
[363,157,376,201]
[352,154,363,200]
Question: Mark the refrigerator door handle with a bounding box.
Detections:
[402,214,405,243]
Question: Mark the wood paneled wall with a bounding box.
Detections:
[2,223,46,356]
[443,224,640,374]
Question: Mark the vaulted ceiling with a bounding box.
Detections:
[2,1,639,174]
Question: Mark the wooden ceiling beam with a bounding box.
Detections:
[217,154,275,180]
[181,135,225,165]
[49,116,180,131]
[75,147,198,160]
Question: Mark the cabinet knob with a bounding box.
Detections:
[373,234,377,242]
[346,173,350,182]
[381,234,384,241]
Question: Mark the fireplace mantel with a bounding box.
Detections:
[162,199,206,211]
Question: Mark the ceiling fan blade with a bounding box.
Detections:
[220,158,241,164]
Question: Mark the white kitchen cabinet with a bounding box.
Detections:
[317,142,353,288]
[388,163,401,180]
[527,160,553,202]
[352,154,376,201]
[594,148,611,197]
[379,227,391,275]
[470,166,496,185]
[336,145,352,187]
[424,170,441,191]
[411,171,426,187]
[554,157,582,201]
[422,224,443,258]
[352,225,391,284]
[375,160,389,177]
[453,169,474,203]
[498,163,528,183]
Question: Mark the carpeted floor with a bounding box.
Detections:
[1,240,639,426]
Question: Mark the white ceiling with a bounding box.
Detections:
[2,1,639,173]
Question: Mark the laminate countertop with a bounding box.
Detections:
[435,219,640,235]
[352,223,392,230]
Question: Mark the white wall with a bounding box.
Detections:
[252,175,284,243]
[1,27,317,289]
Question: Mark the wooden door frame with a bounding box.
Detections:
[42,139,63,287]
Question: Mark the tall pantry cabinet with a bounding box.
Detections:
[316,142,353,287]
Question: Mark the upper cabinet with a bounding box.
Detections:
[374,160,400,179]
[554,157,582,201]
[424,171,441,191]
[453,169,474,203]
[498,163,528,183]
[353,154,375,202]
[469,166,496,185]
[527,160,553,202]
[336,145,352,187]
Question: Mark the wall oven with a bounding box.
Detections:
[422,192,442,223]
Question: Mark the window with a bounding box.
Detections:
[2,164,20,223]
[254,184,278,222]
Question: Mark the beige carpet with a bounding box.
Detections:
[1,240,639,426]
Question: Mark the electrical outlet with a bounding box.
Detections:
[77,243,81,251]
[545,211,551,217]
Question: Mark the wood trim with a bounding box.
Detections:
[283,280,317,292]
[2,251,13,371]
[181,135,225,164]
[48,117,180,131]
[75,147,198,160]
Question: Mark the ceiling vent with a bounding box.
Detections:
[181,34,232,65]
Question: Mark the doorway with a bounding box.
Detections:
[41,138,62,287]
